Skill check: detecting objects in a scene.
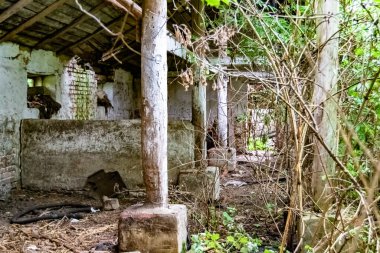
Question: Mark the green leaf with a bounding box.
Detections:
[226,235,235,243]
[203,0,220,7]
[210,233,220,241]
[239,236,249,244]
[355,47,364,56]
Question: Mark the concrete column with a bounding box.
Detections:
[119,2,187,252]
[217,70,228,148]
[311,0,339,212]
[140,0,168,207]
[192,84,207,165]
[191,0,207,167]
[228,85,235,149]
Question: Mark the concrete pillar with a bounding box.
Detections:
[311,0,339,212]
[119,1,187,252]
[140,0,168,207]
[217,70,228,147]
[191,0,207,168]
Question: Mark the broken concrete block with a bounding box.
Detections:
[208,147,236,172]
[178,169,200,193]
[119,204,187,253]
[178,168,220,201]
[300,212,364,253]
[204,166,220,201]
[102,196,120,210]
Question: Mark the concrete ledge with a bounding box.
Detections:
[21,119,194,190]
[119,204,187,253]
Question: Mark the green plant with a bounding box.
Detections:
[247,137,272,151]
[190,207,262,252]
[236,113,248,123]
[304,245,313,253]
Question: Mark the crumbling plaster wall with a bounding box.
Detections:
[206,78,248,128]
[154,78,248,125]
[21,119,194,190]
[0,42,62,199]
[57,57,97,120]
[168,79,192,120]
[96,68,135,120]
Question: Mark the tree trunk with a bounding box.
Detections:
[217,70,228,148]
[191,0,207,167]
[141,0,168,207]
[311,0,339,211]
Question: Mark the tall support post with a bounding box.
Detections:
[141,0,168,207]
[311,0,339,211]
[217,68,228,148]
[191,0,207,167]
[119,1,187,252]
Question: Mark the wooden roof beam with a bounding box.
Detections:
[0,0,69,42]
[57,16,124,54]
[36,1,108,48]
[106,0,142,20]
[0,0,33,24]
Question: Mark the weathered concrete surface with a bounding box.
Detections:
[21,119,194,190]
[119,204,187,253]
[208,147,236,172]
[96,69,135,120]
[205,166,220,200]
[0,43,25,199]
[300,212,364,253]
[0,42,63,199]
[178,167,220,200]
[102,196,120,210]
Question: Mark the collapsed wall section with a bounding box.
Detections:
[20,119,194,191]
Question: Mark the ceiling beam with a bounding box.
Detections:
[106,0,142,20]
[36,1,107,48]
[0,0,33,24]
[57,16,124,54]
[0,0,69,42]
[101,0,188,60]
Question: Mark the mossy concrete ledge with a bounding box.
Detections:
[118,204,187,253]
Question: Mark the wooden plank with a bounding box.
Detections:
[0,0,33,24]
[0,0,69,42]
[37,1,107,48]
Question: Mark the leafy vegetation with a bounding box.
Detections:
[189,207,274,253]
[190,0,380,251]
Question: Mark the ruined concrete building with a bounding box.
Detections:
[0,0,274,201]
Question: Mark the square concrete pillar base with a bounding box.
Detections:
[119,204,187,253]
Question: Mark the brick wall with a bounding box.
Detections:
[60,58,97,120]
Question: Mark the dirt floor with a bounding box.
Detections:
[0,154,289,252]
